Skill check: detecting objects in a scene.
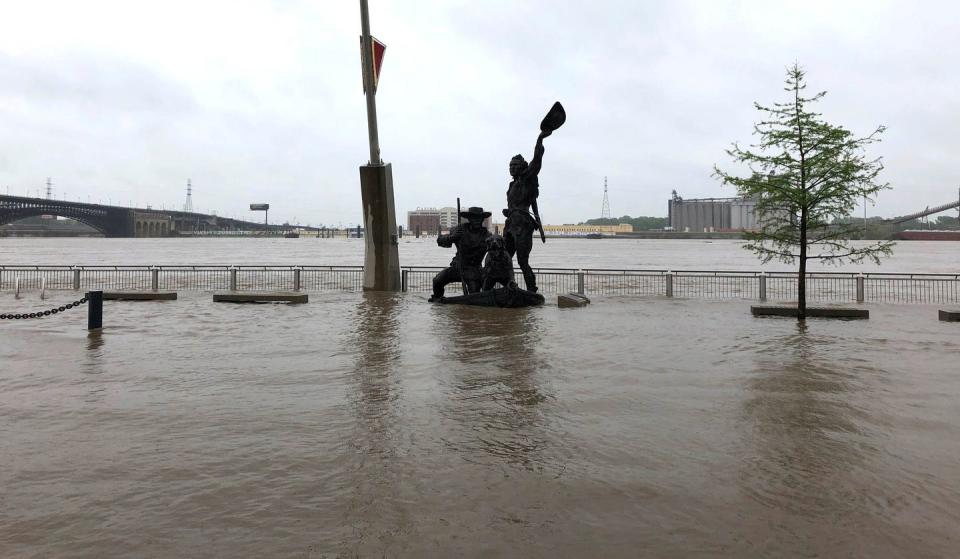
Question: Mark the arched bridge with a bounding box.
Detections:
[0,195,301,237]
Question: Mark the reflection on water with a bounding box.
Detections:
[435,306,555,472]
[741,322,881,519]
[83,330,106,375]
[348,291,403,445]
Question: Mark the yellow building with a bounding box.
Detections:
[541,223,633,235]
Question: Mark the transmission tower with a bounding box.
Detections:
[46,177,53,200]
[183,179,194,212]
[600,176,611,219]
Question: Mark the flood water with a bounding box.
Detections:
[1,236,959,272]
[2,239,960,557]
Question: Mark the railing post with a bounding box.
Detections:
[577,270,585,295]
[401,269,408,292]
[151,266,159,290]
[15,276,20,299]
[665,271,674,297]
[41,277,46,300]
[759,272,767,301]
[230,267,238,291]
[87,290,103,331]
[856,273,865,303]
[73,267,81,290]
[293,267,301,292]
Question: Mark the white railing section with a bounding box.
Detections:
[1,265,958,304]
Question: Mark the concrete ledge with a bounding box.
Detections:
[939,309,960,322]
[213,291,308,304]
[103,291,177,301]
[558,292,591,308]
[751,305,868,319]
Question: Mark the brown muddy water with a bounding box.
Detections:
[1,289,959,558]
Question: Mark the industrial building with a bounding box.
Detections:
[406,208,441,234]
[407,206,481,234]
[668,193,759,232]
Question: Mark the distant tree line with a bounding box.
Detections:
[581,216,668,230]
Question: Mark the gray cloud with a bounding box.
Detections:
[1,0,958,225]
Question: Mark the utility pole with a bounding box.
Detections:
[360,0,381,166]
[601,176,611,220]
[183,179,194,212]
[357,0,400,291]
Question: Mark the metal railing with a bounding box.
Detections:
[1,265,958,304]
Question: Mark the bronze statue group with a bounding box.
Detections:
[429,102,565,306]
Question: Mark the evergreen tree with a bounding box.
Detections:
[715,64,894,320]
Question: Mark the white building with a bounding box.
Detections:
[439,207,458,229]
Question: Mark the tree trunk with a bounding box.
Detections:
[798,210,807,321]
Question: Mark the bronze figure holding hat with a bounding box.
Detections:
[503,101,565,293]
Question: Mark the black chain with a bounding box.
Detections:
[1,296,89,320]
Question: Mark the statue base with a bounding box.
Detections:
[438,285,544,308]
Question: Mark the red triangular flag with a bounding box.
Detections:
[360,36,386,93]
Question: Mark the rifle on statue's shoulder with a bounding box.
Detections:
[532,200,546,244]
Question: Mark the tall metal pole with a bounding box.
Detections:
[359,0,381,165]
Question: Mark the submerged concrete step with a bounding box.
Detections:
[213,291,308,304]
[939,309,960,322]
[751,305,868,319]
[103,291,177,301]
[558,292,591,308]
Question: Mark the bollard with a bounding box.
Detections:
[229,267,238,291]
[665,271,674,297]
[87,290,103,331]
[856,274,865,303]
[40,277,46,300]
[293,267,301,291]
[759,272,767,301]
[151,267,159,290]
[73,267,81,290]
[398,225,403,239]
[401,269,408,292]
[577,270,585,295]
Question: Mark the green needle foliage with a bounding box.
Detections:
[714,64,894,319]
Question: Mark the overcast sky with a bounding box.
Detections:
[1,0,958,226]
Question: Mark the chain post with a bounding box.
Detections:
[86,290,103,330]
